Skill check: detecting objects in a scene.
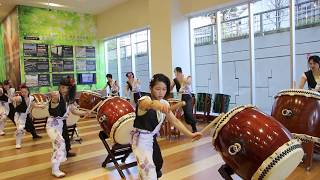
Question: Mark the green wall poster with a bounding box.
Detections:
[17,5,106,92]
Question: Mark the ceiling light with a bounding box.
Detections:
[39,2,65,8]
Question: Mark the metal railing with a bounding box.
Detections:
[194,0,320,46]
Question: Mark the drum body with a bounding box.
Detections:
[196,93,212,113]
[271,89,320,138]
[213,93,230,113]
[79,91,102,110]
[31,93,49,119]
[97,97,135,145]
[213,105,303,180]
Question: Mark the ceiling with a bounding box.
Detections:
[0,0,128,21]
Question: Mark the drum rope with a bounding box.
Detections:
[292,133,320,144]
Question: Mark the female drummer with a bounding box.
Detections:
[131,73,202,179]
[0,80,16,128]
[125,72,141,104]
[105,74,119,96]
[46,78,89,177]
[299,55,320,91]
[0,81,10,135]
[11,84,42,148]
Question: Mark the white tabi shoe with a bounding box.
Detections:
[52,170,66,178]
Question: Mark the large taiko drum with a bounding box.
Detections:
[31,93,49,119]
[271,89,320,139]
[97,97,135,145]
[79,91,103,111]
[212,105,303,180]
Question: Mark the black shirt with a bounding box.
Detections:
[49,94,66,117]
[15,96,28,113]
[133,105,159,132]
[173,78,181,92]
[305,70,317,90]
[0,89,8,102]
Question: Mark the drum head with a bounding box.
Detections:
[31,107,49,119]
[66,111,84,126]
[276,89,320,99]
[252,139,304,180]
[110,112,135,145]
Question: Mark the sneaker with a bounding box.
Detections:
[16,144,21,149]
[0,131,5,136]
[52,170,66,178]
[32,135,42,139]
[67,152,76,157]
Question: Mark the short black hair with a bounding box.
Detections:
[174,67,182,73]
[106,74,112,79]
[3,80,10,86]
[126,72,134,78]
[309,55,320,66]
[150,73,170,98]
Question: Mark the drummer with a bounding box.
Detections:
[131,73,202,179]
[124,72,141,104]
[10,84,42,148]
[104,74,119,96]
[171,67,198,132]
[299,55,320,91]
[0,80,16,125]
[46,78,89,177]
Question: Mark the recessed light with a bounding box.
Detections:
[39,2,65,8]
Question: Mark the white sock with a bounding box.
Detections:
[52,162,65,177]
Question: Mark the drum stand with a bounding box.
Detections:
[218,164,234,180]
[68,124,82,144]
[99,131,137,179]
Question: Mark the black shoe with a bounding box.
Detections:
[156,170,162,178]
[33,135,42,139]
[67,152,77,157]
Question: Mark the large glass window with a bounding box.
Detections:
[104,29,151,96]
[190,0,320,113]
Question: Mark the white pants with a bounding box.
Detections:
[15,113,27,145]
[46,117,67,165]
[0,114,6,133]
[0,102,9,133]
[132,132,157,180]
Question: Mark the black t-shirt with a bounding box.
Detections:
[15,96,28,113]
[305,70,317,89]
[173,78,181,92]
[133,105,159,132]
[0,89,8,102]
[49,93,66,117]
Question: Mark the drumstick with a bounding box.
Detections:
[81,100,103,120]
[200,113,225,135]
[170,101,186,111]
